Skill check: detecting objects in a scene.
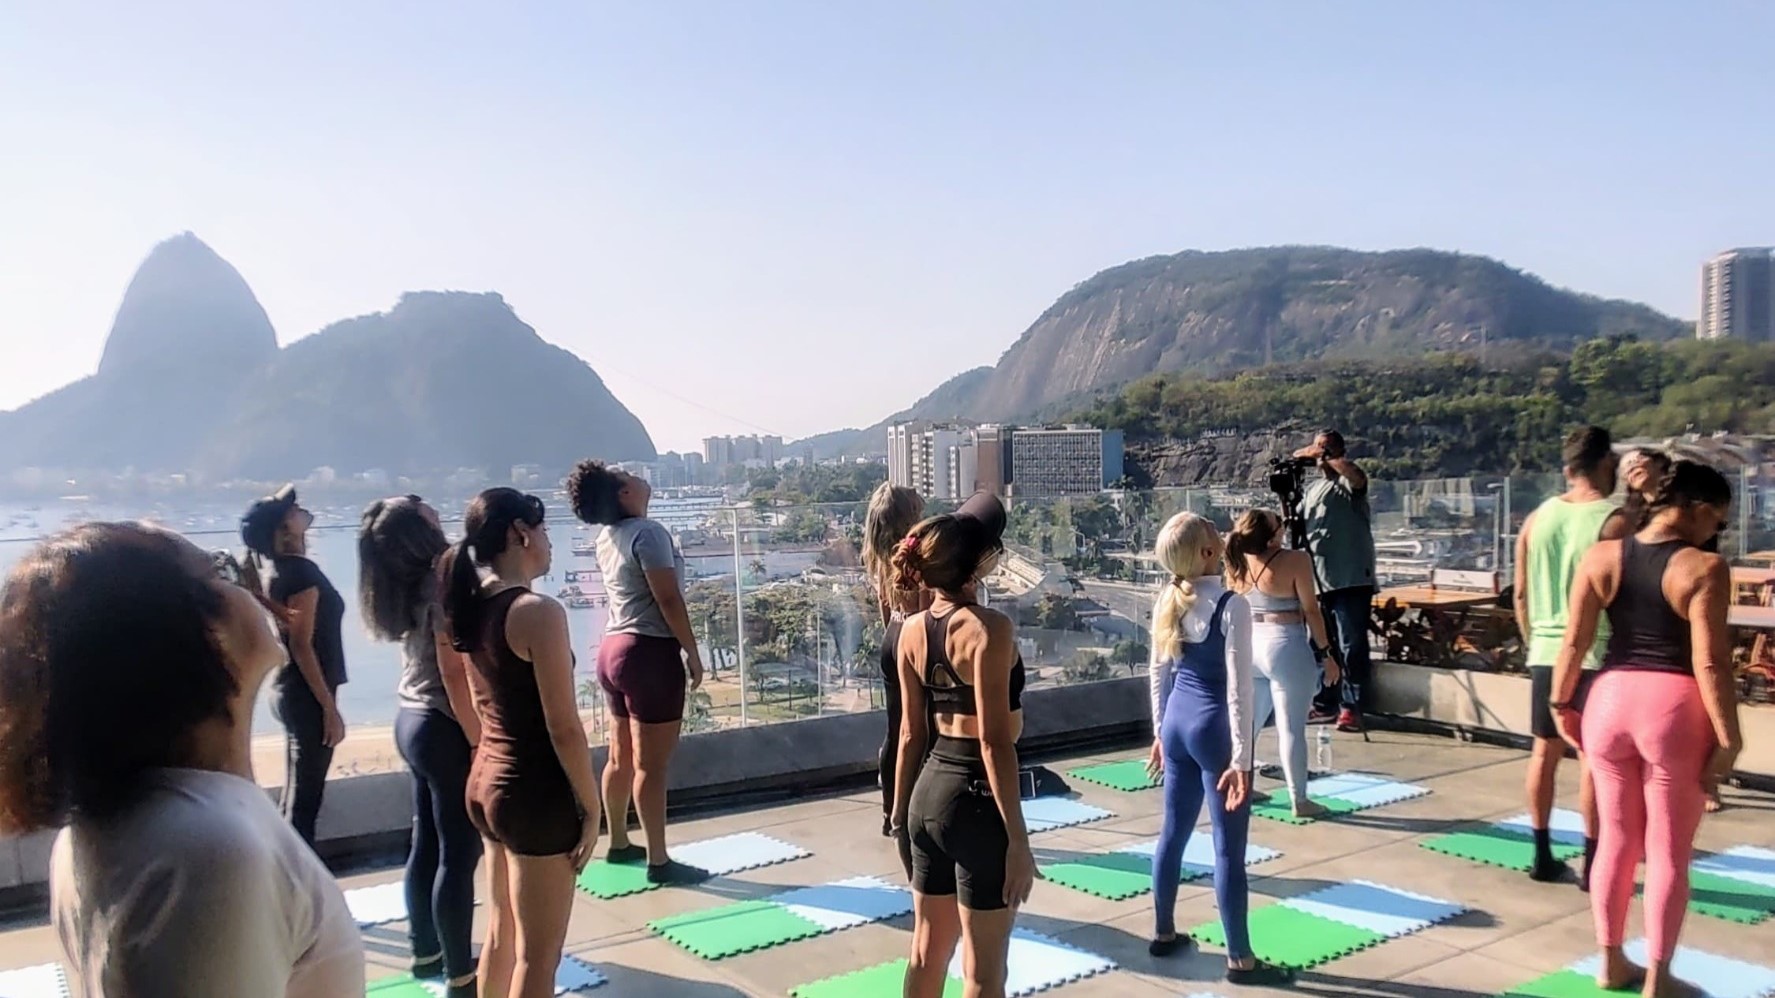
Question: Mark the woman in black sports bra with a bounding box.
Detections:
[888,492,1033,998]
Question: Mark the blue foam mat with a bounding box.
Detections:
[1022,797,1114,833]
[0,964,69,998]
[1280,880,1466,938]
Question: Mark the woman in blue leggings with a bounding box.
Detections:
[1144,512,1290,985]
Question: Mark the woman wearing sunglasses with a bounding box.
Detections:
[359,496,482,995]
[241,484,348,847]
[442,488,600,998]
[0,526,363,995]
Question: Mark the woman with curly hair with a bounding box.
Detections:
[0,524,362,994]
[567,460,707,885]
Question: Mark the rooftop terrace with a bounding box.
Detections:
[4,725,1772,997]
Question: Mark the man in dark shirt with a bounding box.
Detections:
[1296,430,1377,733]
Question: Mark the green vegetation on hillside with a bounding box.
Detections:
[745,462,887,504]
[1081,337,1775,477]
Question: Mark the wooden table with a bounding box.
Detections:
[1734,566,1775,587]
[1372,587,1498,611]
[1742,551,1775,568]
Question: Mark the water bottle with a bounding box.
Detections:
[1315,725,1333,773]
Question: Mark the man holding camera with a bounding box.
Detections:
[1296,430,1376,732]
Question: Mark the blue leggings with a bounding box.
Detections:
[1152,678,1252,959]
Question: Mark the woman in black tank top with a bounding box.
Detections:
[887,492,1034,998]
[1550,461,1741,998]
[441,490,603,998]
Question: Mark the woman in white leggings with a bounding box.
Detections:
[1225,510,1338,817]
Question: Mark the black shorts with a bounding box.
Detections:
[1529,666,1595,740]
[906,737,1009,912]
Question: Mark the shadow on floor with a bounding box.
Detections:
[592,963,751,996]
[1290,972,1495,998]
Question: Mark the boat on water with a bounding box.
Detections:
[565,594,607,610]
[571,538,597,557]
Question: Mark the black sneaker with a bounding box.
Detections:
[606,844,648,864]
[1226,960,1296,986]
[411,954,444,981]
[1148,934,1193,958]
[647,860,711,885]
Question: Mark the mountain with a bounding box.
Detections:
[800,246,1688,453]
[0,235,655,479]
[194,291,656,479]
[795,367,992,460]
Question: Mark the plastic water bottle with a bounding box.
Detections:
[1315,725,1333,772]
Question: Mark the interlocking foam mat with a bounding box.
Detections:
[367,956,605,996]
[1022,796,1116,833]
[789,929,1115,998]
[1421,808,1586,872]
[1191,880,1465,969]
[1503,940,1775,998]
[1041,836,1281,900]
[0,964,69,998]
[1067,758,1161,792]
[1687,846,1775,924]
[1248,772,1430,825]
[575,832,809,899]
[648,876,913,959]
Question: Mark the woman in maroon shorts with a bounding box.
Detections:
[441,488,601,998]
[568,460,708,885]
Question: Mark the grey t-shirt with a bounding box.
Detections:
[395,594,453,718]
[52,768,364,997]
[1303,472,1377,593]
[597,517,684,639]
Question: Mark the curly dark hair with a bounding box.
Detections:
[0,523,239,834]
[565,459,625,526]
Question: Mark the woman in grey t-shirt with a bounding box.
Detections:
[568,460,708,885]
[359,497,482,996]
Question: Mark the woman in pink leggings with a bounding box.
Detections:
[1550,460,1742,998]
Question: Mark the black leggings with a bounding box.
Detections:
[880,620,903,818]
[396,707,482,981]
[273,679,335,847]
[907,736,1010,911]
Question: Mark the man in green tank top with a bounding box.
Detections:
[1512,425,1627,888]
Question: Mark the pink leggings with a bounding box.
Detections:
[1581,669,1711,961]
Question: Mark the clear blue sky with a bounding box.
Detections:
[2,2,1770,454]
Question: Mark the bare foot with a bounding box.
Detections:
[1293,798,1329,819]
[1704,789,1724,814]
[1598,948,1645,992]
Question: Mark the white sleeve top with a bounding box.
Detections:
[1145,576,1256,771]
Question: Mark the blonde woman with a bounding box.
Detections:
[1225,509,1337,817]
[862,483,930,836]
[1145,513,1288,985]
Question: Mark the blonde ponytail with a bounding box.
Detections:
[1149,512,1223,659]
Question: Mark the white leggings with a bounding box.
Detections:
[1250,623,1320,804]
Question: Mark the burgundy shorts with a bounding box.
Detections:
[597,632,687,724]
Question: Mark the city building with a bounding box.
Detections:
[887,421,1124,499]
[1698,247,1775,342]
[701,434,784,469]
[1007,426,1124,497]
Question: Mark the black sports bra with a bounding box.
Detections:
[920,607,1025,715]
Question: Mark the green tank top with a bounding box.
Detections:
[1525,495,1618,668]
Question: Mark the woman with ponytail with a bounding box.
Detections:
[1144,512,1287,985]
[889,493,1033,998]
[359,496,481,994]
[442,489,600,998]
[1224,509,1337,817]
[862,482,929,836]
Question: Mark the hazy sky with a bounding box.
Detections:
[3,3,1770,454]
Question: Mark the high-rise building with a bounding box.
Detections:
[703,436,736,467]
[887,422,979,499]
[1699,248,1775,342]
[1008,426,1125,497]
[702,434,786,468]
[974,425,1013,496]
[886,423,919,490]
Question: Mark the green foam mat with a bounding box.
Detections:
[366,976,437,996]
[1249,793,1363,825]
[1421,826,1584,873]
[789,959,964,998]
[1680,869,1775,925]
[1192,903,1386,969]
[649,900,826,959]
[1042,850,1194,901]
[1500,969,1614,998]
[1067,759,1161,792]
[575,859,656,899]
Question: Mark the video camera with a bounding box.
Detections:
[1267,455,1317,552]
